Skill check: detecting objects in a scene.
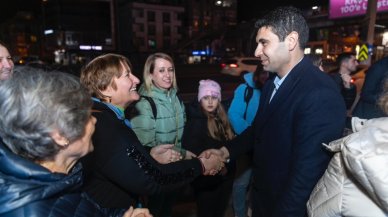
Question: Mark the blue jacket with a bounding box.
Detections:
[0,141,124,217]
[226,57,346,217]
[228,72,261,134]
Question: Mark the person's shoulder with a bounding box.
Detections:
[92,101,114,118]
[233,80,252,96]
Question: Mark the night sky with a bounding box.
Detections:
[1,0,330,24]
[1,0,41,22]
[237,0,329,22]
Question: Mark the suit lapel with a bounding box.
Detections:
[258,58,307,126]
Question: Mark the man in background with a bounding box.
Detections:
[329,52,358,111]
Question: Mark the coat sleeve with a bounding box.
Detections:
[274,88,346,217]
[130,98,157,148]
[91,108,202,195]
[228,84,251,134]
[95,130,203,196]
[360,61,387,104]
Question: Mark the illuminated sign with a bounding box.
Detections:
[330,0,388,19]
[79,45,103,50]
[192,50,207,56]
[44,29,54,35]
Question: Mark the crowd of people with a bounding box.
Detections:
[1,5,388,217]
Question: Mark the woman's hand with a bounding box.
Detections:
[123,206,153,217]
[150,144,182,164]
[185,150,197,159]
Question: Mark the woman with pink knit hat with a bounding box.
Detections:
[182,79,236,217]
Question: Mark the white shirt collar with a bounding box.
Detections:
[272,57,304,90]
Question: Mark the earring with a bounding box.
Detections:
[63,139,70,148]
[105,95,112,103]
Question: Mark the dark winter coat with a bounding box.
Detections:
[0,141,124,217]
[329,72,357,109]
[82,100,203,209]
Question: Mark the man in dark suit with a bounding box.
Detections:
[202,6,346,217]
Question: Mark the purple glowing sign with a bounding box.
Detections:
[330,0,388,19]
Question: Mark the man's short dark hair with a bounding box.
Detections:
[255,6,309,49]
[336,52,356,65]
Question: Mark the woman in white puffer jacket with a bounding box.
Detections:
[307,81,388,217]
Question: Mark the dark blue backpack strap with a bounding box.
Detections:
[243,83,253,120]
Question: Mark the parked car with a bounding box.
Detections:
[220,57,261,76]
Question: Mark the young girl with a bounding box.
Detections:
[182,79,235,217]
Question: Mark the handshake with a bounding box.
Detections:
[150,144,230,176]
[197,147,230,176]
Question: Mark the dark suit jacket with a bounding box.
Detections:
[353,56,388,119]
[227,57,346,217]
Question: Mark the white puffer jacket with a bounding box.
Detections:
[307,117,388,217]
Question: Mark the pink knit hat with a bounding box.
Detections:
[198,79,221,102]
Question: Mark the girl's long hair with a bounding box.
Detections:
[202,103,235,141]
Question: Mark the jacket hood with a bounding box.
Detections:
[0,141,83,214]
[243,72,256,88]
[323,117,388,211]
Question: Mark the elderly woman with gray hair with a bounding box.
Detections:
[0,66,152,217]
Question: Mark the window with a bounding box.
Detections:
[163,26,171,36]
[139,24,144,32]
[163,39,171,49]
[147,11,155,22]
[148,25,156,36]
[163,12,170,23]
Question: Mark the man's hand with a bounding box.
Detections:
[150,144,182,164]
[198,154,225,175]
[199,146,230,162]
[123,206,153,217]
[341,73,352,89]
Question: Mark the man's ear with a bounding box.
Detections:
[286,31,299,51]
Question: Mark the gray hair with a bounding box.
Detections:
[0,66,92,161]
